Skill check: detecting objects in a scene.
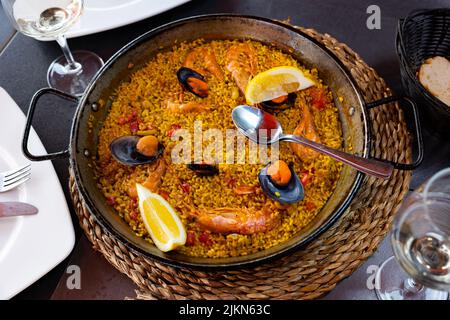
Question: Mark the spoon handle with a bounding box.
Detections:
[280,134,394,179]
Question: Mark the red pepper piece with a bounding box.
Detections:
[179,179,191,194]
[159,190,170,200]
[305,201,316,212]
[185,231,196,246]
[309,88,328,110]
[199,231,213,246]
[106,196,116,206]
[129,210,139,221]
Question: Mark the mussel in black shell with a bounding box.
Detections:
[110,135,164,166]
[258,160,304,204]
[187,162,219,176]
[259,92,296,111]
[177,67,209,98]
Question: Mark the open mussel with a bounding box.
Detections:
[187,162,219,176]
[258,160,304,204]
[259,92,296,111]
[177,67,209,98]
[110,135,164,166]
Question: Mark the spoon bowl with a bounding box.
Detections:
[232,105,394,179]
[232,106,282,144]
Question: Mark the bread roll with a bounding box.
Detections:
[418,56,450,106]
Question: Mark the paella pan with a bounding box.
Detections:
[22,15,422,268]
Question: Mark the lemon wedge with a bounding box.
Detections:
[136,183,186,252]
[245,66,315,104]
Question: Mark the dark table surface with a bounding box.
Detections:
[1,0,449,300]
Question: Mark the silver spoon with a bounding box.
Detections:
[231,105,394,179]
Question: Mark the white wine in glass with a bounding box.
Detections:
[1,0,104,96]
[376,168,450,300]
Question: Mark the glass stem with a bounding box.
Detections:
[403,277,423,294]
[56,35,81,72]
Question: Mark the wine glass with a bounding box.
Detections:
[1,0,104,96]
[375,168,450,300]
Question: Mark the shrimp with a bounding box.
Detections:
[290,100,321,162]
[127,159,166,197]
[233,185,259,195]
[143,158,167,192]
[184,206,280,235]
[226,43,258,93]
[166,100,210,113]
[183,47,224,81]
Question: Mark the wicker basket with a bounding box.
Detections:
[396,8,450,137]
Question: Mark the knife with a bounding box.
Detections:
[0,202,38,218]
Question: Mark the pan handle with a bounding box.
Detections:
[366,95,423,170]
[22,87,79,161]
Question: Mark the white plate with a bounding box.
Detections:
[66,0,191,38]
[0,88,75,299]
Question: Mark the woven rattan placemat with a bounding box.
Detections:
[69,26,412,300]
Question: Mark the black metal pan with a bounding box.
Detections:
[22,15,423,269]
